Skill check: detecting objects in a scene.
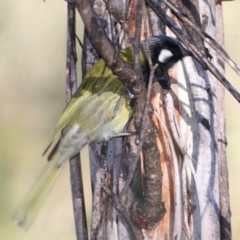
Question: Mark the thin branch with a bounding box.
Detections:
[163,0,240,76]
[146,0,240,103]
[133,0,144,71]
[117,0,145,196]
[66,4,88,240]
[70,0,144,96]
[91,169,104,239]
[75,33,83,49]
[120,62,158,195]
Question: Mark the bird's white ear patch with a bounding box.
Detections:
[158,49,173,63]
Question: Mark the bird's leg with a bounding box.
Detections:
[113,112,137,138]
[113,132,137,138]
[94,132,136,145]
[123,87,135,99]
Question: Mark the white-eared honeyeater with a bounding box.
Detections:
[14,35,192,228]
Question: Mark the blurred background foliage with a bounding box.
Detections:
[0,0,239,239]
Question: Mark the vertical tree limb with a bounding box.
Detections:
[215,3,232,239]
[68,0,233,239]
[66,3,88,240]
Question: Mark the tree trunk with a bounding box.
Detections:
[74,0,231,239]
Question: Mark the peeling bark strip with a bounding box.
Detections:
[66,0,232,239]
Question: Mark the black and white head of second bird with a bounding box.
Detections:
[146,35,192,89]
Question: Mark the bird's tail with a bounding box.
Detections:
[13,158,64,229]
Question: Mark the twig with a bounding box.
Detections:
[91,169,104,239]
[146,0,240,103]
[163,0,240,76]
[133,0,144,71]
[118,0,145,195]
[120,61,158,195]
[66,3,88,240]
[72,0,144,96]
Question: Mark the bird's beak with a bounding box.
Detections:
[181,47,193,58]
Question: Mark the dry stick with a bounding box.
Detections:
[162,0,240,76]
[133,0,144,71]
[75,34,84,49]
[66,4,88,240]
[146,0,240,103]
[73,0,143,96]
[120,8,158,195]
[120,0,144,191]
[120,62,158,195]
[91,169,104,239]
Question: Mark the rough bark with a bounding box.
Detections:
[66,4,88,240]
[69,0,231,239]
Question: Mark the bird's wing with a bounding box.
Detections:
[44,45,145,153]
[44,60,113,151]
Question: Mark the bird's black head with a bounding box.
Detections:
[146,35,192,89]
[148,35,192,69]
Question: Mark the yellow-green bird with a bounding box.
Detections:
[14,35,191,228]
